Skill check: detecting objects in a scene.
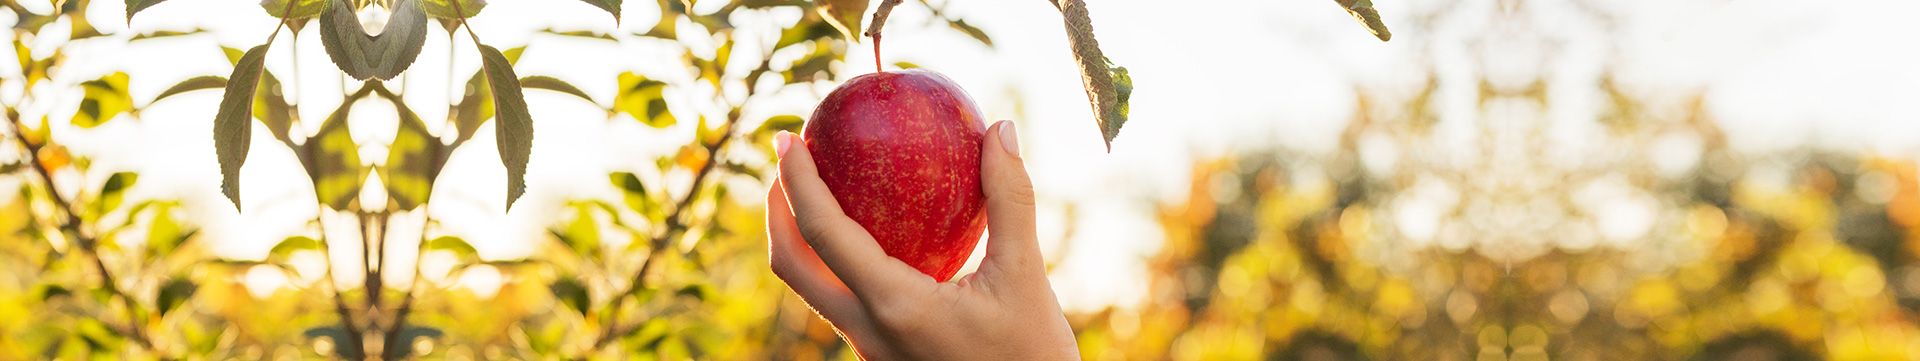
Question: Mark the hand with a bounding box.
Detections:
[766,120,1079,361]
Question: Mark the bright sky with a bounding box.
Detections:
[14,0,1919,312]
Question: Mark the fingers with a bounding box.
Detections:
[980,121,1043,272]
[768,180,904,360]
[772,132,927,298]
[767,179,861,321]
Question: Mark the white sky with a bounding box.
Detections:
[8,0,1917,311]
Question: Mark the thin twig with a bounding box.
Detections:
[4,115,159,353]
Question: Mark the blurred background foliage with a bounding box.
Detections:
[2,0,1917,360]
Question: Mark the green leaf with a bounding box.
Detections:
[1333,0,1391,41]
[479,44,533,211]
[143,202,191,258]
[382,326,444,359]
[417,0,484,19]
[73,72,132,128]
[253,72,297,142]
[519,76,594,105]
[1053,0,1131,150]
[945,18,993,47]
[610,172,657,217]
[151,75,225,104]
[318,0,429,80]
[300,99,366,210]
[129,28,206,41]
[548,278,590,315]
[215,45,270,212]
[558,203,602,256]
[817,0,868,39]
[575,0,619,21]
[222,47,246,65]
[381,102,447,210]
[35,284,71,301]
[423,236,478,263]
[155,278,196,316]
[93,172,137,217]
[614,72,673,128]
[268,236,323,262]
[451,71,493,143]
[126,0,169,22]
[260,0,329,19]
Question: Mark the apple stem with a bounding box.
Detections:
[865,0,904,73]
[872,35,884,73]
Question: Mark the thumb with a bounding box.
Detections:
[980,120,1042,272]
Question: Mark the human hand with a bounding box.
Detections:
[766,120,1079,360]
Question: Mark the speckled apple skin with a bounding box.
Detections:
[804,70,988,282]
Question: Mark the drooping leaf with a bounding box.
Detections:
[816,0,868,39]
[1052,0,1131,150]
[73,72,132,128]
[151,75,225,104]
[215,45,271,211]
[479,44,533,211]
[575,0,620,22]
[520,76,594,105]
[549,278,590,315]
[126,0,169,22]
[381,101,446,210]
[318,0,429,80]
[268,236,323,263]
[417,0,485,19]
[155,278,196,316]
[614,72,673,127]
[260,0,329,19]
[299,98,366,210]
[423,236,478,263]
[1333,0,1391,41]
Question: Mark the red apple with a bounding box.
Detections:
[804,69,988,282]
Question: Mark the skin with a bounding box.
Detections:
[768,121,1081,360]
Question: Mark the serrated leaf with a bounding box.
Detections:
[576,0,620,22]
[614,72,673,127]
[260,0,329,19]
[73,72,132,128]
[155,278,196,316]
[126,0,169,22]
[268,236,322,262]
[520,76,594,105]
[423,236,477,262]
[417,0,484,19]
[381,102,446,210]
[1053,0,1130,150]
[300,99,366,210]
[151,75,225,104]
[318,0,429,80]
[215,45,270,212]
[1333,0,1391,41]
[549,278,590,315]
[479,44,533,211]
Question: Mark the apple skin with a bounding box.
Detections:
[804,69,988,282]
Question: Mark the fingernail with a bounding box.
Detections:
[773,131,794,158]
[996,121,1020,157]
